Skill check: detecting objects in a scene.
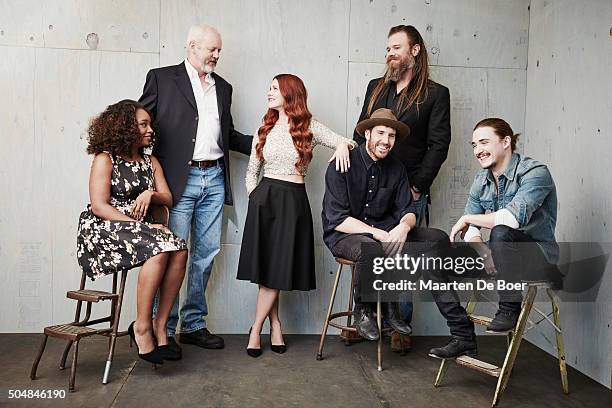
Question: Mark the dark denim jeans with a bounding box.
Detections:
[424,225,560,339]
[398,195,429,322]
[330,227,448,315]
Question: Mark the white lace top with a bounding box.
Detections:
[245,119,357,194]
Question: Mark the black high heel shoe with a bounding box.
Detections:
[152,328,182,361]
[269,326,287,354]
[246,327,262,358]
[128,321,164,365]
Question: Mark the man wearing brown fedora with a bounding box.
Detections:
[322,109,449,340]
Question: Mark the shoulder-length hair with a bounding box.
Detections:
[367,25,430,117]
[86,99,154,157]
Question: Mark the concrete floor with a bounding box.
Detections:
[1,333,610,408]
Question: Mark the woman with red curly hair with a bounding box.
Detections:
[237,74,356,357]
[77,100,187,365]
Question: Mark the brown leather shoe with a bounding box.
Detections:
[391,331,412,353]
[340,328,364,344]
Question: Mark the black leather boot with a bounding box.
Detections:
[428,336,478,359]
[486,308,520,333]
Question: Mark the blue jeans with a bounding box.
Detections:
[398,195,429,323]
[156,164,225,336]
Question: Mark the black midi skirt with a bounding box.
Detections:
[237,177,316,291]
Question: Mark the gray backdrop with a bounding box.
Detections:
[0,0,610,388]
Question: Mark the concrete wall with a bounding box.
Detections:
[1,0,608,387]
[523,0,612,389]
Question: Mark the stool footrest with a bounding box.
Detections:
[44,324,98,341]
[328,311,355,331]
[67,289,118,303]
[468,314,493,326]
[455,356,501,377]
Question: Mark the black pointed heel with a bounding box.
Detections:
[246,327,262,358]
[128,321,164,365]
[269,327,287,354]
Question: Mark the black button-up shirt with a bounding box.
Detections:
[352,78,451,194]
[322,144,420,250]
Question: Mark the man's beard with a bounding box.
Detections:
[385,57,409,82]
[202,63,215,74]
[367,139,390,159]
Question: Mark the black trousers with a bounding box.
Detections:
[423,225,560,339]
[330,227,449,311]
[488,225,560,310]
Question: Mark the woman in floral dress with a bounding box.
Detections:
[77,100,187,364]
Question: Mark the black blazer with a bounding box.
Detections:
[353,78,451,194]
[139,62,252,206]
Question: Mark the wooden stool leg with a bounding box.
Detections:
[492,286,537,407]
[317,263,343,360]
[547,288,569,394]
[103,270,127,384]
[376,292,382,372]
[30,335,48,380]
[433,291,477,387]
[465,292,477,315]
[59,341,73,369]
[69,340,79,392]
[434,359,450,387]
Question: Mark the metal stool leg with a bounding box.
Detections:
[547,288,569,394]
[492,286,537,407]
[59,341,73,369]
[103,270,127,384]
[343,266,356,345]
[30,334,48,380]
[376,291,382,372]
[317,263,343,360]
[68,340,79,392]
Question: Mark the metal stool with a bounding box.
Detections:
[316,257,390,371]
[434,281,569,407]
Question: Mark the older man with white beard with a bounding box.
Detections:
[139,25,252,359]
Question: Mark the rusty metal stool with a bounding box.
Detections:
[316,257,390,371]
[30,205,169,391]
[433,281,569,407]
[29,267,130,391]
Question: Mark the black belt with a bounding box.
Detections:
[189,159,222,168]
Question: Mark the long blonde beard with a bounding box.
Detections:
[385,59,408,82]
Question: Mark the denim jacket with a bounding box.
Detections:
[464,153,558,263]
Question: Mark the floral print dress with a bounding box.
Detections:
[77,153,186,281]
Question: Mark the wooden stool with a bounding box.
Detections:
[433,281,569,407]
[316,257,390,371]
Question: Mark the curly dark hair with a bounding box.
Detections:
[86,99,155,157]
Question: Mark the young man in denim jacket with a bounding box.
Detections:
[429,117,561,359]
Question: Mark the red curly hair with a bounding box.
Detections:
[255,74,313,174]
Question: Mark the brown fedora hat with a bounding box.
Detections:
[355,108,411,138]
